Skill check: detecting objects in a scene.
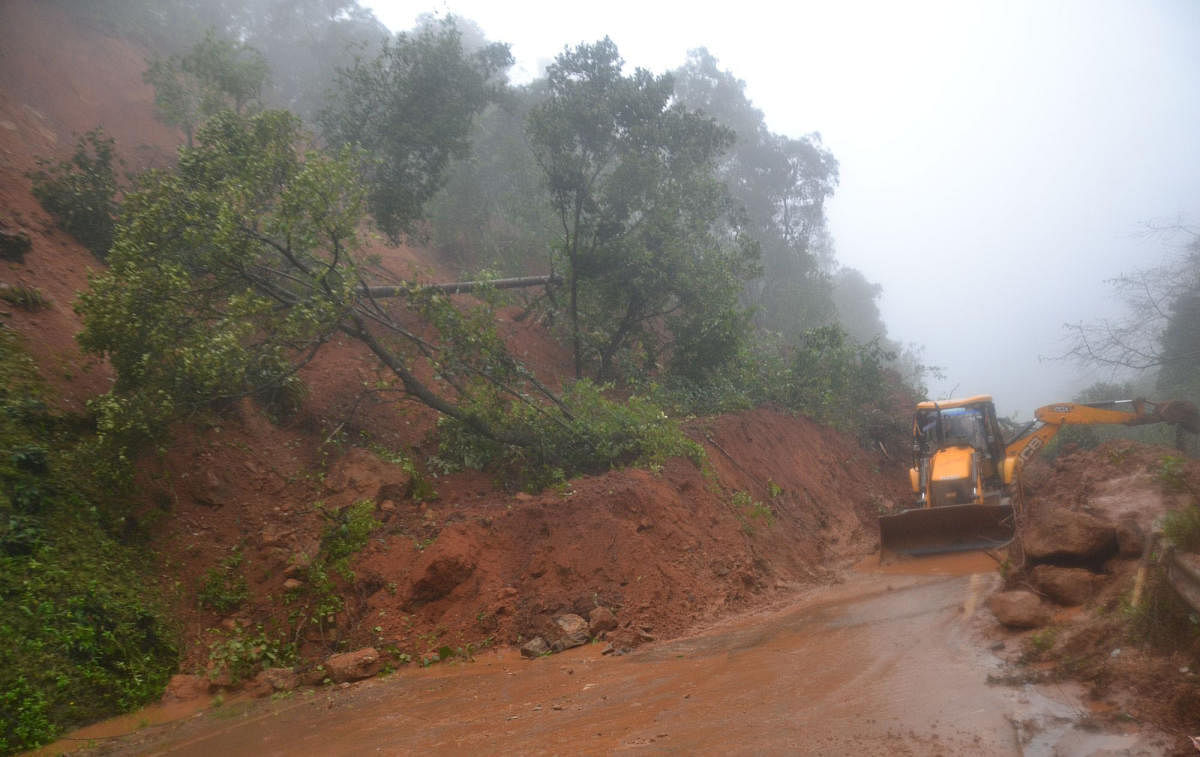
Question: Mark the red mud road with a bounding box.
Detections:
[71,555,1168,756]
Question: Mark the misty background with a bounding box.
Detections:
[365,0,1200,417]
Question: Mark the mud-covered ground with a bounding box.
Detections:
[44,553,1179,756]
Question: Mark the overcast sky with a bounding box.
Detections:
[363,0,1200,418]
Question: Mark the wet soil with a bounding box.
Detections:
[54,558,1172,756]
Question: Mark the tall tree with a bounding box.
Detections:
[1062,231,1200,398]
[427,86,559,275]
[529,39,758,380]
[77,111,548,454]
[319,17,512,243]
[143,29,270,147]
[673,49,840,340]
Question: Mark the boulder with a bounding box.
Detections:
[989,590,1052,628]
[325,648,381,683]
[588,606,618,635]
[0,228,31,262]
[1030,565,1101,606]
[1023,509,1116,562]
[551,614,590,651]
[257,667,300,692]
[161,674,211,703]
[520,636,550,658]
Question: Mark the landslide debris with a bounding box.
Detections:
[989,440,1200,749]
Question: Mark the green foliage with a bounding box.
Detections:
[782,325,895,430]
[1025,627,1059,658]
[649,325,910,445]
[320,17,512,242]
[280,501,378,649]
[673,49,841,342]
[143,29,270,146]
[320,499,378,575]
[1163,504,1200,552]
[1160,454,1200,552]
[206,624,294,686]
[76,110,363,457]
[437,379,704,490]
[731,490,774,534]
[197,549,248,613]
[28,128,121,259]
[529,38,759,382]
[1125,571,1200,663]
[368,443,437,502]
[0,284,50,311]
[0,330,176,755]
[427,97,559,273]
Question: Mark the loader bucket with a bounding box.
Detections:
[878,503,1016,558]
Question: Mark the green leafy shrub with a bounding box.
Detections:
[206,625,294,686]
[731,489,774,534]
[0,283,50,311]
[0,329,177,755]
[1164,505,1200,552]
[29,128,121,259]
[320,499,378,574]
[437,379,704,490]
[198,549,249,613]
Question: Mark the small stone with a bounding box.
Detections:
[257,667,300,692]
[588,606,618,635]
[283,578,303,591]
[521,637,550,658]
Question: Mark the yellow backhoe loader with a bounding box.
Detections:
[878,395,1200,558]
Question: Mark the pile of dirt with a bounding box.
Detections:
[989,440,1200,744]
[152,402,906,675]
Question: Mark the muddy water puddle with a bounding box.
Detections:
[31,697,214,755]
[63,560,1170,756]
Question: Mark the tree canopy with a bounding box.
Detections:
[529,39,759,381]
[673,49,840,341]
[319,17,512,243]
[143,29,270,146]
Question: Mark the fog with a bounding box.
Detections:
[365,0,1200,417]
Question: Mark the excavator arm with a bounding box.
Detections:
[1003,399,1200,482]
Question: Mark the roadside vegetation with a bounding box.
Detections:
[0,330,176,754]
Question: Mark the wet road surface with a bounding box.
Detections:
[57,555,1166,755]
